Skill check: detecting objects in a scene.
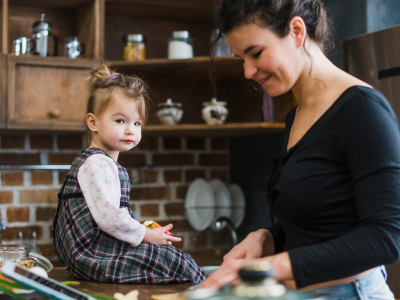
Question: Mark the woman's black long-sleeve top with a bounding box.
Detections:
[267,86,400,288]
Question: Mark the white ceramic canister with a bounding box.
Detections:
[168,31,193,59]
[157,98,183,125]
[202,98,228,125]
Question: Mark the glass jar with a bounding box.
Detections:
[123,34,146,61]
[168,31,193,59]
[0,245,36,268]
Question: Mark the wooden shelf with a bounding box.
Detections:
[110,56,245,81]
[8,0,94,9]
[142,123,285,137]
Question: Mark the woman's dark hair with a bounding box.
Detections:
[215,0,332,53]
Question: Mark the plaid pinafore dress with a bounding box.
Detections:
[52,148,205,283]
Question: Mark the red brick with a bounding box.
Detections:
[187,232,209,248]
[31,171,53,185]
[30,135,53,149]
[48,153,76,165]
[186,138,205,150]
[172,240,184,250]
[36,207,56,221]
[59,171,69,184]
[7,207,30,222]
[186,250,218,261]
[0,153,40,165]
[131,186,170,200]
[1,225,42,241]
[165,202,185,217]
[1,135,25,149]
[49,225,53,239]
[212,231,231,247]
[163,137,181,150]
[137,136,158,151]
[142,170,158,184]
[118,154,146,166]
[185,169,206,182]
[210,169,229,183]
[176,185,188,200]
[40,243,56,257]
[20,189,58,203]
[153,154,194,166]
[170,219,192,231]
[2,172,23,186]
[57,134,83,150]
[130,204,136,213]
[163,170,182,183]
[0,191,13,203]
[211,138,228,150]
[199,154,228,166]
[140,204,160,217]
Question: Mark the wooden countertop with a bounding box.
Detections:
[47,267,196,300]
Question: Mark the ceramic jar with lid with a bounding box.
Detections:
[202,98,228,125]
[157,99,183,125]
[123,34,146,61]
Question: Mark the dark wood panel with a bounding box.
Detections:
[105,14,214,60]
[0,53,6,128]
[7,55,100,130]
[0,0,7,54]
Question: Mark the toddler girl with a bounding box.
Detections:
[52,64,205,283]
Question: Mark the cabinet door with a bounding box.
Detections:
[7,55,99,130]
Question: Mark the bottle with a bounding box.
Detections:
[123,34,146,61]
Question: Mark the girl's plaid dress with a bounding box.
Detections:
[52,148,205,283]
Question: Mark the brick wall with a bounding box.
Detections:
[0,133,231,265]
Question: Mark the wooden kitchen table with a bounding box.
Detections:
[47,267,196,300]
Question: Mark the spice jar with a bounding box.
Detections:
[168,31,193,59]
[123,34,146,61]
[0,245,36,268]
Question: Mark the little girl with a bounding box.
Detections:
[52,64,205,283]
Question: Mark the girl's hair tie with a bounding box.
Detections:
[110,76,116,79]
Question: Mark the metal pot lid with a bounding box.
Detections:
[158,98,182,108]
[33,13,53,32]
[29,252,53,273]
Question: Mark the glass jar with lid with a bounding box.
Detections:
[168,31,193,59]
[123,34,146,61]
[0,245,36,268]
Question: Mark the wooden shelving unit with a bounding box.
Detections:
[110,56,244,81]
[142,122,285,137]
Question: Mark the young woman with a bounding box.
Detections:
[201,0,400,297]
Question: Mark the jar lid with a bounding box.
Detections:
[170,31,191,39]
[158,98,182,108]
[33,13,52,32]
[30,252,53,273]
[124,34,147,43]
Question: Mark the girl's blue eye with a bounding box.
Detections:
[253,50,262,58]
[116,119,124,124]
[134,122,141,126]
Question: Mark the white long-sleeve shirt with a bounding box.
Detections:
[77,154,146,247]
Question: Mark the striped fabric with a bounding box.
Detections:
[52,148,205,283]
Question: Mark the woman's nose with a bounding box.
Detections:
[243,61,258,80]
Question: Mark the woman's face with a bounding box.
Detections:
[225,22,303,97]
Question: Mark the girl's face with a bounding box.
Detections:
[225,22,303,97]
[93,94,142,155]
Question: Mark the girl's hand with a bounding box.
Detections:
[224,229,275,261]
[199,252,293,290]
[142,224,182,246]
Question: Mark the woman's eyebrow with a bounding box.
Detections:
[244,45,259,54]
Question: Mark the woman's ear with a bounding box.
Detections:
[86,113,98,132]
[290,16,307,49]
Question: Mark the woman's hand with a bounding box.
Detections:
[142,224,182,245]
[224,229,275,261]
[199,252,293,290]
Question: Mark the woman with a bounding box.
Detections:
[201,0,400,297]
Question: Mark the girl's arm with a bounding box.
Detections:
[78,154,146,247]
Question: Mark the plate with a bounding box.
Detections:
[209,179,231,230]
[185,178,215,231]
[228,184,246,228]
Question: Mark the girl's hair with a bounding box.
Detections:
[215,0,332,53]
[86,63,150,145]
